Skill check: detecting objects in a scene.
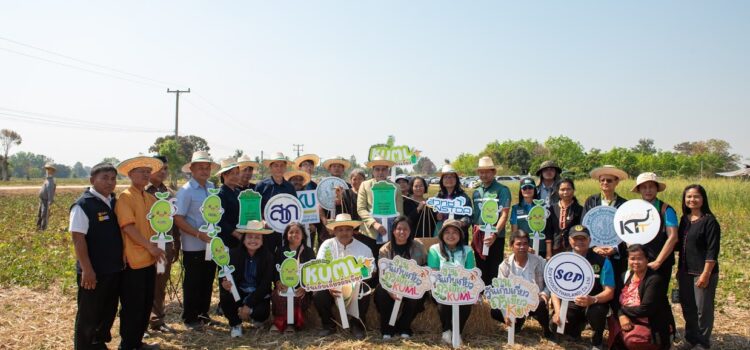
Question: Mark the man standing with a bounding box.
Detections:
[215,158,244,249]
[356,156,404,243]
[114,156,166,350]
[175,151,220,330]
[294,153,319,190]
[237,154,259,191]
[37,162,57,230]
[254,152,296,253]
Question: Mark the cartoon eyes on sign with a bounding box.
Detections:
[147,192,177,235]
[200,189,224,225]
[210,238,230,267]
[276,251,300,288]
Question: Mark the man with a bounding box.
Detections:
[174,151,220,330]
[284,170,311,191]
[316,157,354,245]
[70,163,122,350]
[236,154,259,191]
[356,156,404,244]
[215,158,244,249]
[294,153,319,190]
[314,213,376,340]
[496,230,553,339]
[114,156,166,350]
[471,156,511,286]
[394,174,410,197]
[37,162,57,230]
[254,152,296,253]
[535,160,561,206]
[322,156,350,180]
[144,155,180,334]
[550,225,615,350]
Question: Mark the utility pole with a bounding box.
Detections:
[167,88,190,140]
[293,144,304,157]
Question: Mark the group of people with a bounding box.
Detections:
[70,151,721,350]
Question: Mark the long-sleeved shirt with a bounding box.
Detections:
[39,176,56,203]
[498,253,549,296]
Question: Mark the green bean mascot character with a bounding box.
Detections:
[211,237,240,301]
[147,192,177,274]
[276,251,300,324]
[200,188,224,260]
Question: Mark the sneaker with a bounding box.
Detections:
[590,345,602,350]
[400,333,411,339]
[382,334,392,340]
[270,324,280,332]
[441,330,452,344]
[151,324,177,334]
[230,325,242,338]
[675,340,696,350]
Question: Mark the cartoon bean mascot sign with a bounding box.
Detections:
[479,193,502,256]
[526,199,549,256]
[147,192,177,274]
[211,237,240,301]
[277,251,301,325]
[200,188,224,260]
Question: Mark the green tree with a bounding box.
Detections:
[9,151,51,179]
[632,138,657,155]
[414,157,437,175]
[452,153,478,176]
[52,163,71,178]
[1,129,22,180]
[72,162,88,178]
[101,157,121,166]
[158,139,185,188]
[544,136,586,174]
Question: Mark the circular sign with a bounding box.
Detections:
[316,177,349,211]
[544,252,594,301]
[582,206,621,248]
[613,199,661,245]
[263,194,303,232]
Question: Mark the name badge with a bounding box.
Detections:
[97,212,110,222]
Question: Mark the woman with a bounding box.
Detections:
[270,223,315,333]
[219,222,275,338]
[632,172,679,281]
[375,216,427,339]
[434,165,472,235]
[609,244,672,350]
[403,176,437,239]
[543,178,583,257]
[675,184,721,350]
[510,177,549,257]
[427,219,476,345]
[535,160,562,205]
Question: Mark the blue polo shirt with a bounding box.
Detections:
[472,180,511,237]
[176,178,215,252]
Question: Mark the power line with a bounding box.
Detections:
[0,107,170,133]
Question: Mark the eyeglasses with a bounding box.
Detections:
[599,178,616,184]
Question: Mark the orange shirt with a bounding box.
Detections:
[115,185,157,269]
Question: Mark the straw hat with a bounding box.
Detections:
[590,165,629,181]
[293,154,320,169]
[476,156,498,171]
[116,156,164,176]
[535,160,562,176]
[325,213,362,231]
[631,172,666,193]
[236,220,273,234]
[365,156,395,169]
[322,157,351,171]
[436,164,460,177]
[262,152,291,168]
[43,162,56,171]
[284,170,311,185]
[214,158,240,177]
[237,154,259,170]
[181,151,220,173]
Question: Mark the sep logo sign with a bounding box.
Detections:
[544,252,594,300]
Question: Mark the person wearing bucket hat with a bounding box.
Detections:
[114,156,166,349]
[214,158,246,250]
[550,225,615,350]
[632,172,678,281]
[237,154,260,190]
[219,220,274,338]
[144,155,180,334]
[294,154,320,190]
[357,156,404,241]
[510,177,550,257]
[174,151,220,330]
[535,160,562,206]
[70,163,122,350]
[255,152,296,254]
[470,156,511,286]
[427,219,475,345]
[36,162,57,230]
[434,164,472,234]
[314,214,375,339]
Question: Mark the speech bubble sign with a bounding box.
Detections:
[613,199,661,245]
[378,256,432,299]
[426,197,473,216]
[583,206,621,247]
[316,177,349,211]
[264,193,303,233]
[544,252,595,301]
[296,190,320,225]
[429,265,485,306]
[484,275,540,319]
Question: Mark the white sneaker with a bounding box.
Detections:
[441,330,452,344]
[230,325,242,338]
[400,333,410,339]
[382,334,392,340]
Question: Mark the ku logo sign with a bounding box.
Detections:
[544,252,595,300]
[554,262,585,292]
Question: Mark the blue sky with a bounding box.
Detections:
[1,1,748,167]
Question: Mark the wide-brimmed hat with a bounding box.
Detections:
[116,156,164,176]
[631,172,666,193]
[284,170,311,185]
[322,157,351,171]
[181,151,220,173]
[325,213,362,231]
[43,162,56,171]
[590,165,629,181]
[237,154,259,170]
[215,158,240,177]
[476,156,498,171]
[436,164,460,177]
[535,160,562,176]
[438,219,464,238]
[294,154,320,169]
[366,156,395,169]
[236,220,273,234]
[262,152,291,168]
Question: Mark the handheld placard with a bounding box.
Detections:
[147,192,176,274]
[544,252,595,334]
[199,188,224,261]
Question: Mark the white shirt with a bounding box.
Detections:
[316,237,376,273]
[68,188,113,235]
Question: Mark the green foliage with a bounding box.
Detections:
[8,151,52,179]
[452,153,479,176]
[158,139,185,187]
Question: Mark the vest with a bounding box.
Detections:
[71,190,124,275]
